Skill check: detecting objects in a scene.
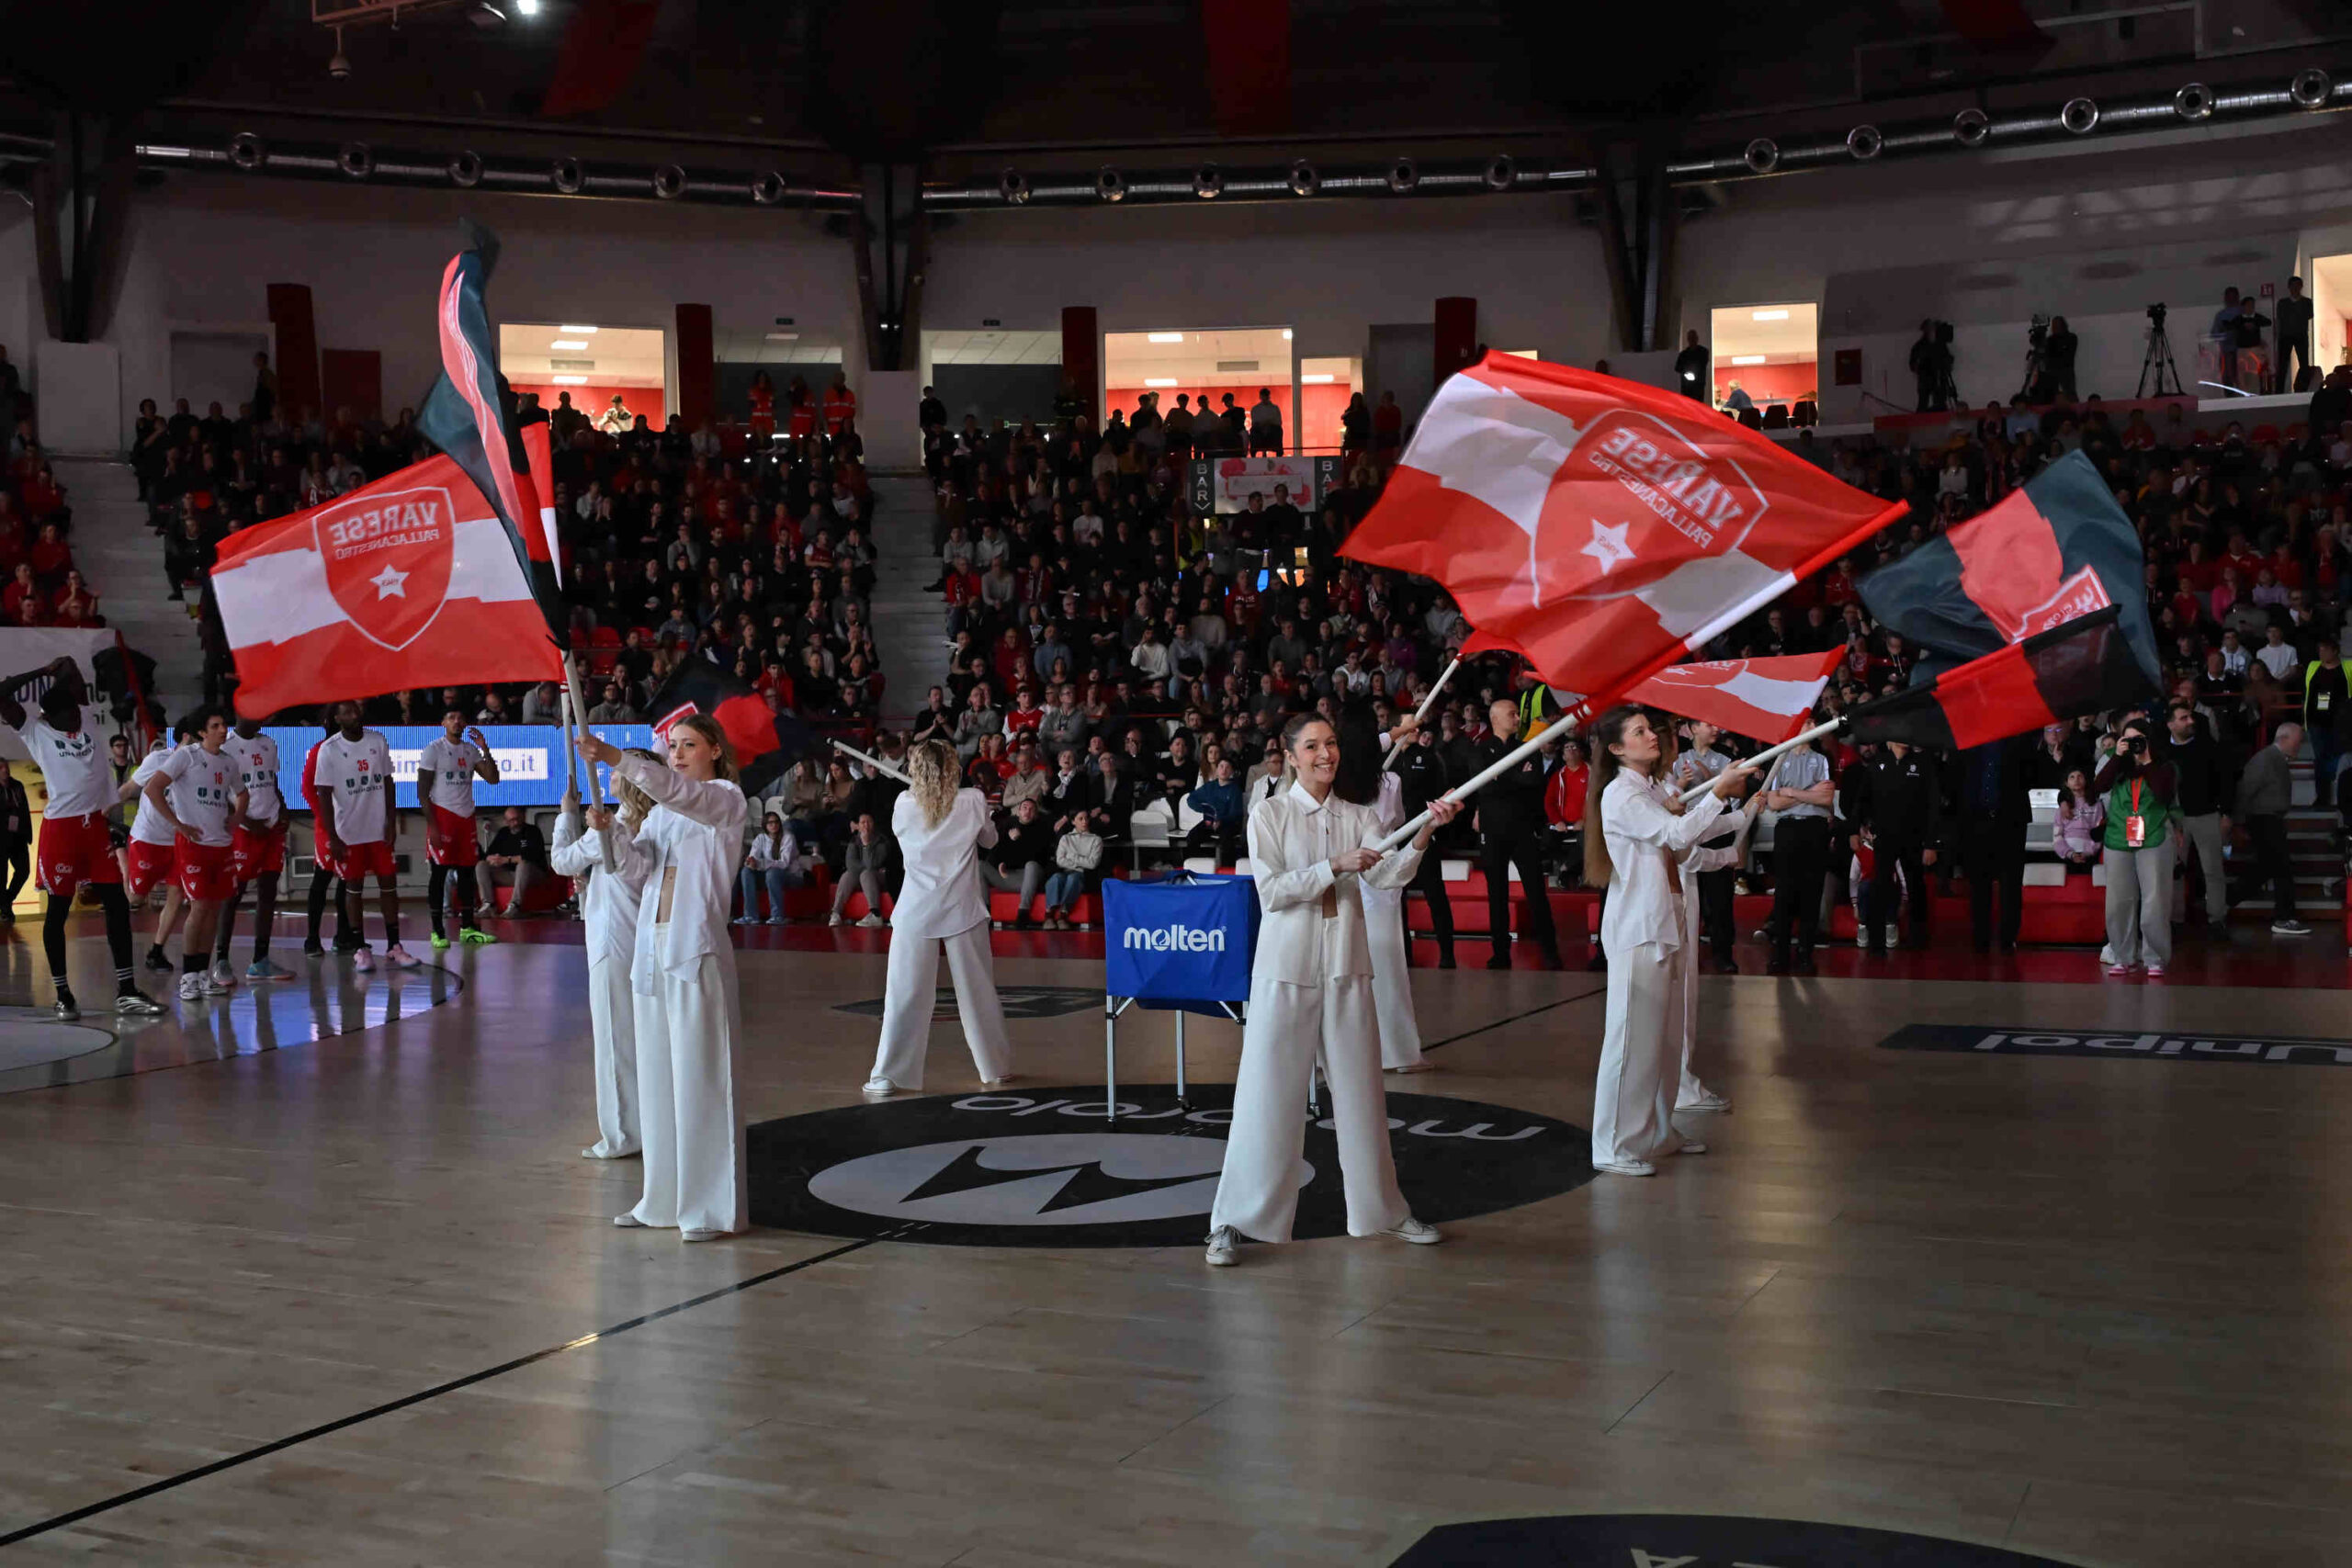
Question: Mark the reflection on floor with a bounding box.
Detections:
[1,919,2348,1565]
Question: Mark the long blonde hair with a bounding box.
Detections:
[669,712,739,781]
[616,748,660,830]
[907,739,960,828]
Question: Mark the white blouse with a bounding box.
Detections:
[549,813,647,971]
[889,788,996,940]
[1357,773,1408,912]
[1599,772,1729,954]
[1247,782,1425,987]
[608,756,750,994]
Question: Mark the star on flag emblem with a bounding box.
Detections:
[370,563,409,599]
[1581,518,1634,576]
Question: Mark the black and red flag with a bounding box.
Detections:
[1842,604,2154,751]
[1858,448,2161,687]
[645,656,814,798]
[417,221,567,642]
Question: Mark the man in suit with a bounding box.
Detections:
[1467,699,1560,970]
[1953,735,2033,953]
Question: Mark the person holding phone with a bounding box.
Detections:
[2094,719,2177,976]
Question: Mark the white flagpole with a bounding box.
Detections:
[1675,716,1842,807]
[832,738,912,785]
[1374,709,1583,852]
[1411,658,1460,726]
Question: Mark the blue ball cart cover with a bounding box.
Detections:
[1102,870,1258,1017]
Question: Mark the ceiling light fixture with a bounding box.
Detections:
[1300,374,1334,384]
[1751,309,1791,321]
[559,324,598,334]
[1730,355,1768,366]
[550,375,588,385]
[764,332,799,342]
[549,339,588,351]
[1282,329,1294,341]
[1144,377,1179,388]
[516,0,540,13]
[1147,332,1184,344]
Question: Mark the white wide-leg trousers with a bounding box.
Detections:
[629,955,748,1234]
[585,954,640,1158]
[867,920,1012,1090]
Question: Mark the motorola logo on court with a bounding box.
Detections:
[746,1086,1596,1248]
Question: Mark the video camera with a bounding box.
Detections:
[1929,320,1955,345]
[2146,302,2167,326]
[2027,313,2051,348]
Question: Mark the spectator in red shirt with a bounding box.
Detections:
[28,522,71,590]
[51,570,98,627]
[2,562,42,625]
[1003,685,1045,742]
[1544,739,1590,827]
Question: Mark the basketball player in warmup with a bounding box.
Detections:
[122,723,197,975]
[311,700,417,972]
[218,713,293,981]
[0,657,165,1020]
[417,708,501,948]
[299,717,356,958]
[141,707,246,999]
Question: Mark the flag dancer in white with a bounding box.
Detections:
[578,717,748,1240]
[1204,714,1461,1267]
[1334,704,1430,1074]
[552,747,655,1161]
[864,739,1014,1098]
[1581,706,1754,1176]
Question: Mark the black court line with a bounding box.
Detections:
[1423,981,1607,1053]
[0,1235,876,1549]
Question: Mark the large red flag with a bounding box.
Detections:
[1345,355,1905,710]
[212,456,565,717]
[1628,649,1842,743]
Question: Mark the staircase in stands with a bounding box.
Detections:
[47,457,205,723]
[865,471,948,725]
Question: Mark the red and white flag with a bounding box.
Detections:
[213,455,565,718]
[1344,355,1905,708]
[1625,649,1842,743]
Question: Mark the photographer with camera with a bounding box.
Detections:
[2094,718,2177,976]
[2043,315,2078,401]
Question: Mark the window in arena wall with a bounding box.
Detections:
[923,329,1062,428]
[499,322,670,428]
[1707,303,1818,417]
[2309,254,2352,389]
[1103,326,1297,453]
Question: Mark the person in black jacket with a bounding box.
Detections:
[1467,699,1560,970]
[0,768,28,922]
[1391,722,1456,969]
[2162,701,2233,931]
[1853,739,1941,953]
[1673,330,1709,402]
[1953,736,2033,952]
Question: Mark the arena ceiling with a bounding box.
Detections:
[5,0,2351,174]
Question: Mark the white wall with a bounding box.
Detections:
[33,112,2352,453]
[0,208,35,373]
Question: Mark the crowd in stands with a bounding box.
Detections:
[116,336,2352,946]
[0,344,102,633]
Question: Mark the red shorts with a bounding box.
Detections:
[232,820,288,880]
[125,839,175,900]
[425,805,481,867]
[175,840,235,902]
[36,810,122,896]
[334,838,396,883]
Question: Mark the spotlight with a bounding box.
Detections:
[1385,157,1419,194]
[327,27,350,80]
[1482,154,1516,191]
[998,168,1030,205]
[550,156,584,194]
[751,171,787,205]
[652,164,686,199]
[1953,107,1991,147]
[228,131,266,172]
[1287,159,1317,197]
[2174,82,2214,120]
[1193,164,1224,199]
[336,141,373,179]
[1095,166,1126,203]
[2290,67,2333,110]
[1846,124,1883,160]
[449,149,484,187]
[1743,138,1779,175]
[2061,97,2099,134]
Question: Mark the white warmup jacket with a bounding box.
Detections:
[1354,770,1424,1069]
[1670,792,1753,1109]
[1209,783,1429,1243]
[868,787,1012,1090]
[607,758,750,1234]
[552,810,650,1160]
[1592,772,1729,1168]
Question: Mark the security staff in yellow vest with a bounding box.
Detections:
[2303,638,2349,827]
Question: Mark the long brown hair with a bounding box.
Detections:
[1580,705,1646,889]
[908,739,960,828]
[669,713,739,781]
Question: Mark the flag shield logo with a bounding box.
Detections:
[312,484,457,651]
[1541,408,1770,603]
[2012,565,2113,641]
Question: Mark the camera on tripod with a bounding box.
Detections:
[2027,313,2051,349]
[1929,320,1955,345]
[2146,302,2167,326]
[2138,300,2182,398]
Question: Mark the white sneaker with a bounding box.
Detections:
[207,959,235,990]
[1677,1087,1732,1113]
[176,972,203,1000]
[202,970,233,997]
[385,943,422,969]
[862,1077,902,1099]
[857,913,887,929]
[1386,1058,1437,1075]
[828,912,845,926]
[1662,1136,1708,1156]
[2273,919,2312,936]
[1378,1216,1442,1246]
[680,1228,729,1243]
[1593,1157,1657,1177]
[352,947,376,973]
[1204,1225,1238,1266]
[611,1213,648,1228]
